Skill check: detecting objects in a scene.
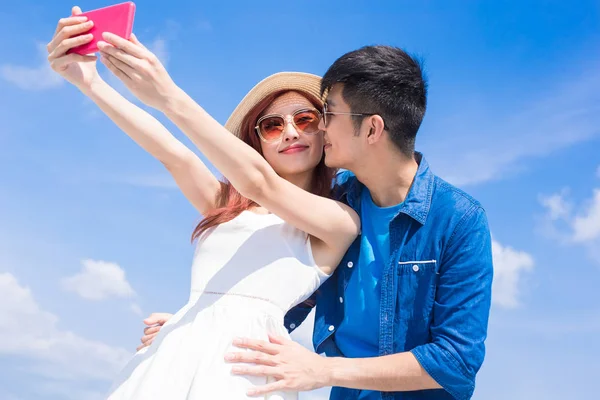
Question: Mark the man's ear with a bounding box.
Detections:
[366,115,386,144]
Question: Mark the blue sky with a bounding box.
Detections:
[0,1,598,399]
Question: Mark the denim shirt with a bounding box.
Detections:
[284,153,493,400]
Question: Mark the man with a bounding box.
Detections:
[143,46,493,400]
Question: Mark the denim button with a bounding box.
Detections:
[328,325,335,332]
[339,297,344,303]
[289,323,296,329]
[412,264,419,272]
[347,261,354,268]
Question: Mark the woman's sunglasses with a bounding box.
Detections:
[255,108,322,142]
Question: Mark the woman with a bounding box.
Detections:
[47,7,360,400]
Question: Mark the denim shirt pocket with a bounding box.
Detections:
[396,260,438,321]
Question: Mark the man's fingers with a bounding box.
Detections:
[72,6,82,16]
[225,351,277,366]
[232,338,279,355]
[136,312,171,353]
[246,380,288,397]
[231,365,283,378]
[268,334,292,346]
[143,325,161,335]
[140,333,158,344]
[143,313,171,326]
[136,342,150,352]
[143,315,161,325]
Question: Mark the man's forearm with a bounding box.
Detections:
[324,351,442,392]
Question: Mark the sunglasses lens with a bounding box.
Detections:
[259,116,285,141]
[294,110,320,134]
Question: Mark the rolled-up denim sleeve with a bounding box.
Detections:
[411,205,493,400]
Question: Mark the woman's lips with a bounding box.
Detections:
[281,146,308,154]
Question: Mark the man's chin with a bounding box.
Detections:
[326,161,347,173]
[323,152,339,169]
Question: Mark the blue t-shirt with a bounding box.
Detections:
[335,189,403,399]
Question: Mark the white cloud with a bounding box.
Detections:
[130,303,143,316]
[539,173,600,264]
[572,189,600,243]
[539,189,571,221]
[0,272,130,381]
[0,43,64,90]
[538,190,573,242]
[427,64,600,186]
[62,259,136,301]
[491,239,535,308]
[34,381,106,400]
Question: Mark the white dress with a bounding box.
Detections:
[107,211,330,400]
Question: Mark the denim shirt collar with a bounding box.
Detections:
[340,152,434,225]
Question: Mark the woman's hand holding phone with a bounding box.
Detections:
[47,6,101,90]
[98,32,178,111]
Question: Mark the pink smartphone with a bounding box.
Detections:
[68,2,136,55]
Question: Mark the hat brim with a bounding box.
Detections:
[224,72,323,138]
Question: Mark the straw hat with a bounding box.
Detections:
[224,72,323,138]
